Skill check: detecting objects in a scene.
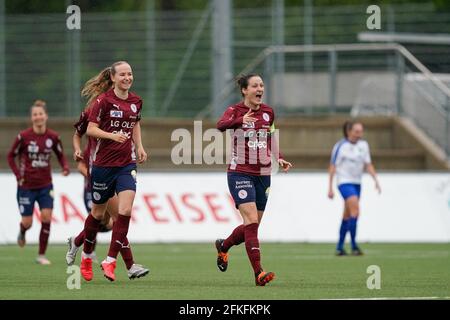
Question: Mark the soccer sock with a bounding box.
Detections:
[20,222,30,235]
[222,224,245,252]
[120,237,134,270]
[244,223,262,276]
[107,214,131,260]
[74,230,85,247]
[38,222,51,255]
[336,219,349,251]
[82,214,101,254]
[349,217,358,250]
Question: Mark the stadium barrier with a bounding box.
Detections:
[0,172,449,244]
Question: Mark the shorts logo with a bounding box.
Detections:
[130,104,137,113]
[19,205,24,214]
[93,192,101,201]
[263,113,270,122]
[49,189,54,199]
[238,190,248,199]
[110,110,123,118]
[265,187,270,198]
[131,170,137,182]
[45,139,53,148]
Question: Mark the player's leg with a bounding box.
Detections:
[346,192,362,255]
[252,175,274,286]
[336,203,350,256]
[16,188,34,247]
[35,185,54,265]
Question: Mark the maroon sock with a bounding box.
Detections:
[83,214,101,254]
[222,224,245,252]
[74,230,85,247]
[20,222,30,235]
[120,237,134,270]
[244,223,262,276]
[38,222,51,255]
[107,214,130,259]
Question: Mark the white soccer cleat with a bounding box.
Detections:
[36,255,51,265]
[127,264,150,280]
[65,236,80,266]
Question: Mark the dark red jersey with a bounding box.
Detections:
[217,102,283,176]
[74,106,96,189]
[88,88,142,167]
[7,127,69,189]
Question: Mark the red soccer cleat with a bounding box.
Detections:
[101,260,117,282]
[80,257,93,281]
[255,271,275,286]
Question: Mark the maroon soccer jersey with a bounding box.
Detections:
[7,128,69,189]
[88,88,142,167]
[74,106,96,189]
[217,102,283,176]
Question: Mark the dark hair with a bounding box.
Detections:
[81,61,129,107]
[236,73,261,97]
[30,99,47,114]
[342,120,362,138]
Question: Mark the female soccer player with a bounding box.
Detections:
[7,100,70,265]
[66,103,146,279]
[215,74,292,286]
[74,61,149,282]
[328,120,381,256]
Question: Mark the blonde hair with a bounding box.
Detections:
[81,61,129,107]
[30,99,47,113]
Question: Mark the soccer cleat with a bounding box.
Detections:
[101,260,117,282]
[65,236,80,266]
[255,271,275,286]
[17,231,26,248]
[127,264,150,280]
[351,247,364,256]
[335,249,348,256]
[215,239,228,272]
[80,257,93,281]
[35,255,51,265]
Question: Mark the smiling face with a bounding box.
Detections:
[111,63,133,92]
[242,76,264,108]
[348,123,364,143]
[30,105,48,128]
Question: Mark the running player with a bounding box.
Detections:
[75,61,149,282]
[7,99,70,265]
[215,74,292,286]
[328,120,381,256]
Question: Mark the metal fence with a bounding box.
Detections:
[0,1,449,118]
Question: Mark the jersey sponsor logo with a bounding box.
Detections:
[247,140,267,150]
[45,138,53,148]
[130,103,137,113]
[263,112,270,122]
[28,141,39,153]
[110,110,123,118]
[238,189,248,199]
[242,122,255,129]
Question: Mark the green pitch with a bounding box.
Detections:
[0,243,448,300]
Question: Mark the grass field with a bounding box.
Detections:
[0,243,449,300]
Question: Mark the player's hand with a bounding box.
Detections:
[137,148,148,164]
[62,168,70,176]
[278,159,292,173]
[375,181,381,194]
[243,109,257,125]
[73,148,83,161]
[17,177,24,186]
[328,189,334,199]
[110,132,128,143]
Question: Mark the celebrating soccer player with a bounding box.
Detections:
[215,74,292,286]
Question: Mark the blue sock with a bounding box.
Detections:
[348,217,358,250]
[336,219,349,251]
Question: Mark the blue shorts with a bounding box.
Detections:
[91,163,137,205]
[227,172,271,211]
[16,184,54,216]
[83,187,93,213]
[338,183,361,200]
